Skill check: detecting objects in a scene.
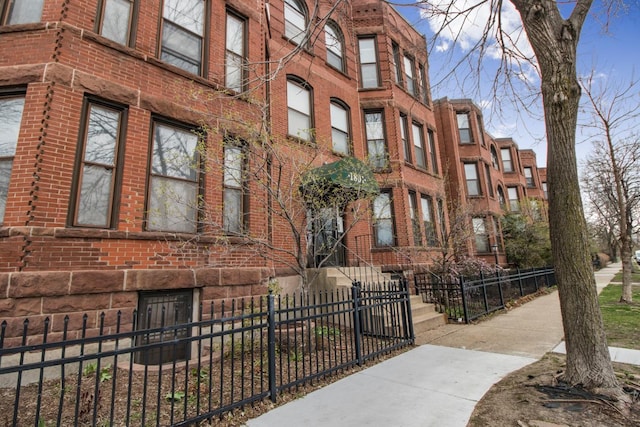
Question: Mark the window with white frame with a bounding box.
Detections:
[358,37,379,88]
[147,121,200,233]
[507,186,519,211]
[325,21,344,71]
[427,129,438,174]
[2,0,43,24]
[411,122,426,169]
[501,148,513,172]
[542,182,548,199]
[524,167,535,187]
[364,111,387,170]
[225,11,246,92]
[160,0,206,75]
[456,112,472,143]
[421,195,437,246]
[464,163,480,196]
[72,99,126,228]
[287,78,312,141]
[284,0,306,45]
[0,93,25,223]
[373,192,394,247]
[473,217,490,253]
[98,0,135,45]
[403,55,416,96]
[330,100,349,154]
[223,139,246,234]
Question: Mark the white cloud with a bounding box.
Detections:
[420,0,537,77]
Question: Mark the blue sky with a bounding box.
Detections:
[394,1,640,168]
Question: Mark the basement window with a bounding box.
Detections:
[135,290,193,365]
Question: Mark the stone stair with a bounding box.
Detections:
[409,294,447,335]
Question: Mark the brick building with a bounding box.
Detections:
[0,0,546,343]
[434,98,548,265]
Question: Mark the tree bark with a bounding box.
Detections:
[510,0,618,389]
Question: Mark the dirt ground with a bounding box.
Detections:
[468,353,640,427]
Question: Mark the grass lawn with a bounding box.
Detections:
[599,284,640,350]
[611,270,640,282]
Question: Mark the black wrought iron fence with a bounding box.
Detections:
[414,267,556,323]
[0,280,413,426]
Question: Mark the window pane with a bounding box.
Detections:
[287,81,310,114]
[365,112,383,139]
[330,103,347,132]
[148,176,197,232]
[359,38,376,62]
[0,160,12,221]
[223,188,242,233]
[284,0,306,43]
[85,105,119,165]
[163,0,203,34]
[473,218,489,252]
[288,109,311,140]
[226,14,244,55]
[101,0,132,45]
[152,124,198,181]
[0,97,24,156]
[77,165,113,227]
[226,52,243,92]
[161,21,202,74]
[7,0,43,24]
[224,146,242,187]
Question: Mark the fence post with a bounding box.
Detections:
[351,282,363,366]
[400,278,415,342]
[496,269,505,308]
[481,273,489,315]
[517,268,524,296]
[459,277,469,324]
[267,292,277,403]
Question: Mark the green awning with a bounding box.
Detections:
[300,157,379,205]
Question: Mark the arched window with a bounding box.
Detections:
[325,21,344,71]
[284,0,307,45]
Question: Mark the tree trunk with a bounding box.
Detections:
[511,0,618,389]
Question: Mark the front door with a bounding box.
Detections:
[308,207,346,267]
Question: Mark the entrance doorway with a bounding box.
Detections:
[308,207,346,267]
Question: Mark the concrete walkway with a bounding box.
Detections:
[246,262,639,427]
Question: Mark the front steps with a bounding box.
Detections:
[307,268,447,335]
[410,295,447,335]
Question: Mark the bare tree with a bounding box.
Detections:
[409,0,630,391]
[580,73,640,302]
[582,135,640,298]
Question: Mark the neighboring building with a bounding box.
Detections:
[0,0,545,344]
[434,99,547,265]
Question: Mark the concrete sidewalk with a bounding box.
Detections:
[246,262,638,427]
